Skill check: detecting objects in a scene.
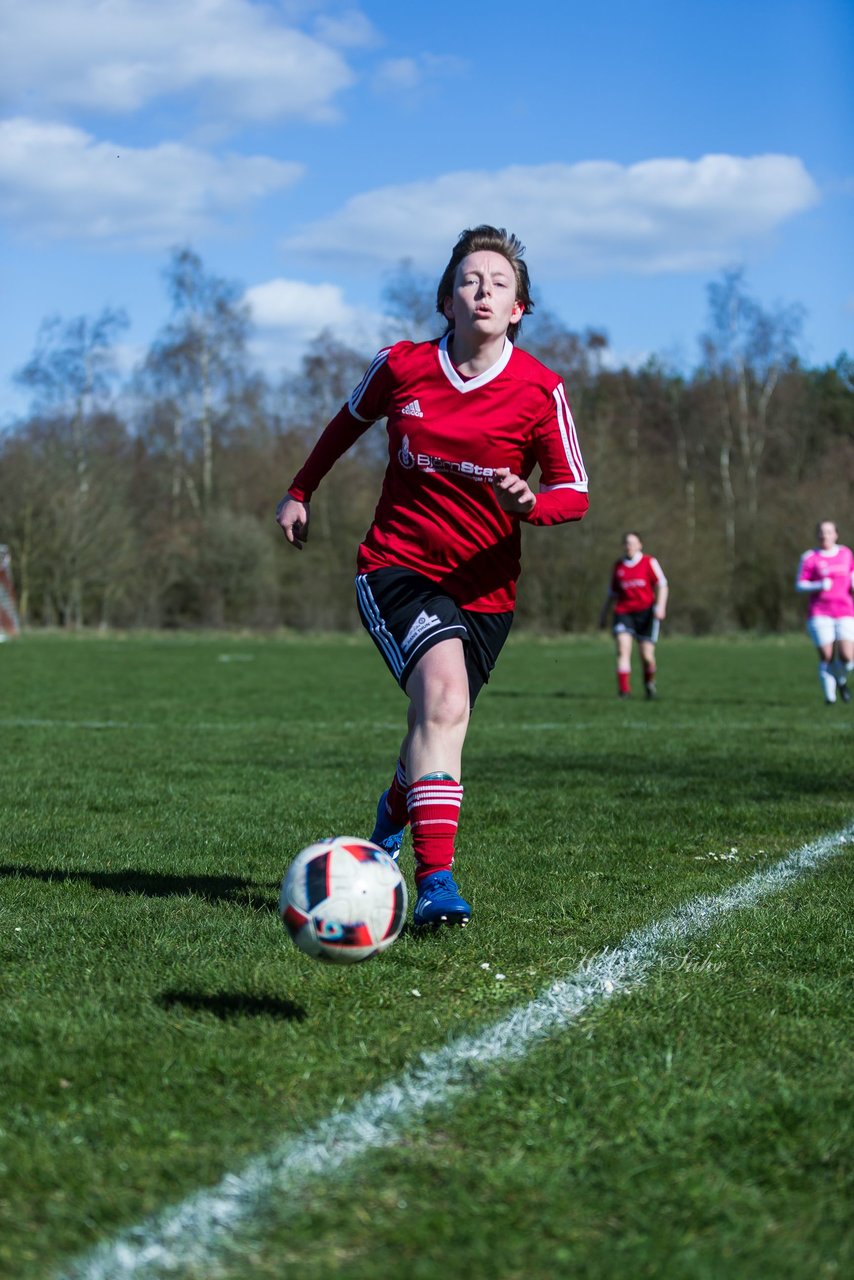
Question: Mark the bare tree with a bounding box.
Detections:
[381,260,438,343]
[702,269,803,564]
[279,330,373,428]
[139,248,251,518]
[14,310,129,625]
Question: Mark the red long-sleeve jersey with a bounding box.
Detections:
[288,335,589,612]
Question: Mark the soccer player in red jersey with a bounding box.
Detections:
[599,532,668,699]
[276,225,589,926]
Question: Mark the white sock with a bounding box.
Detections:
[819,661,837,702]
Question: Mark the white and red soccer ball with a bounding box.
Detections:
[279,836,407,963]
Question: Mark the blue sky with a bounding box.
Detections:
[1,0,852,425]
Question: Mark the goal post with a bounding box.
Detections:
[0,545,21,640]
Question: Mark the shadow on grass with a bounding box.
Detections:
[0,863,278,911]
[157,990,306,1022]
[488,689,582,700]
[473,743,843,803]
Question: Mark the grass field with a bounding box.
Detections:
[1,630,852,1280]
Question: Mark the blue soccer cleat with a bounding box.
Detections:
[369,789,406,863]
[413,870,471,927]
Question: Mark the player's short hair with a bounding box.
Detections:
[436,225,534,343]
[816,519,837,537]
[623,530,643,545]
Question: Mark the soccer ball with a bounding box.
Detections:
[279,836,407,964]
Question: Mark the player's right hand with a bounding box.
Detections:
[276,494,310,550]
[491,467,536,515]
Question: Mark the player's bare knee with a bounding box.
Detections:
[421,682,469,734]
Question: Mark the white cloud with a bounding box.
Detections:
[374,58,423,92]
[0,117,303,246]
[244,276,387,371]
[312,9,378,49]
[281,154,820,276]
[247,278,361,330]
[243,275,384,353]
[0,0,357,122]
[373,52,465,95]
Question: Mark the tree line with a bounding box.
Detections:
[1,248,852,634]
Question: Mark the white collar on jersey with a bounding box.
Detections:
[815,544,841,558]
[438,332,514,392]
[622,553,643,566]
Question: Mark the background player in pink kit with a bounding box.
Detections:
[795,520,854,705]
[599,532,668,698]
[276,226,589,927]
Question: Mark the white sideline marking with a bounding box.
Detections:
[59,823,852,1279]
[3,716,818,735]
[1,718,405,732]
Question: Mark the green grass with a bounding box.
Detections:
[0,631,852,1279]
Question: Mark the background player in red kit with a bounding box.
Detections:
[276,225,589,927]
[599,532,668,699]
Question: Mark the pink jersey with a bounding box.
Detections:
[796,545,854,618]
[288,335,589,612]
[611,553,667,614]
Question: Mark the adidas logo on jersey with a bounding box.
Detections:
[401,399,423,418]
[401,609,441,653]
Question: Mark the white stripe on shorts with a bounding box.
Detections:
[355,574,405,679]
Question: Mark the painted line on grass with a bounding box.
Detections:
[0,717,405,732]
[59,821,853,1280]
[3,716,802,735]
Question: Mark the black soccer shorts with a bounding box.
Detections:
[613,607,660,643]
[355,567,513,706]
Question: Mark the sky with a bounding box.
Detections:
[1,0,852,426]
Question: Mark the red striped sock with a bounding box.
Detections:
[643,661,656,684]
[617,671,630,696]
[407,777,463,882]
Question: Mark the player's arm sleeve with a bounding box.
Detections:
[523,381,589,527]
[650,557,668,586]
[287,405,374,501]
[794,553,822,593]
[287,349,393,501]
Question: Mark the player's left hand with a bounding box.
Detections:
[276,493,310,549]
[492,467,536,515]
